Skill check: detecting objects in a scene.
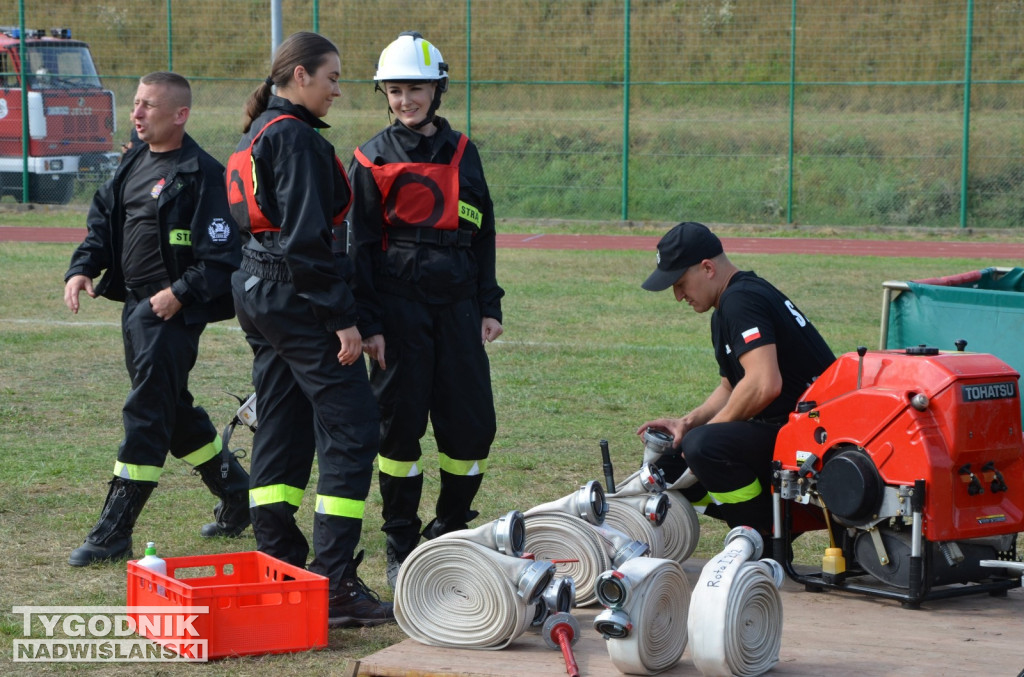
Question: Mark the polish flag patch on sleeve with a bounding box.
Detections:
[741,327,762,343]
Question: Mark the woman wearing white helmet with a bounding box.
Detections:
[347,32,505,590]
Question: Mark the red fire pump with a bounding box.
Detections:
[771,343,1024,607]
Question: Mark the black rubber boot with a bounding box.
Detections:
[421,471,483,540]
[195,450,251,538]
[69,477,154,567]
[328,551,396,628]
[380,471,424,589]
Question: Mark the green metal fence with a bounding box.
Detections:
[4,0,1022,229]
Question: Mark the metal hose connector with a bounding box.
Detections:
[613,463,667,496]
[688,526,784,677]
[434,509,526,557]
[526,480,608,526]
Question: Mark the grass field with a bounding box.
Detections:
[2,223,1016,674]
[6,74,1022,227]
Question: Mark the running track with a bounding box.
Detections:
[3,226,1024,259]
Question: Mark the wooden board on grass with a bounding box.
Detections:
[357,560,1024,677]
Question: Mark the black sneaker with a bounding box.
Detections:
[328,577,395,628]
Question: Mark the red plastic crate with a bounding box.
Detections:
[126,551,328,659]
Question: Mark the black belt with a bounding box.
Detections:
[388,227,473,247]
[125,279,170,302]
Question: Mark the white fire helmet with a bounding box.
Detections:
[374,31,449,92]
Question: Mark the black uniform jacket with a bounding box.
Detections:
[65,134,241,325]
[240,96,361,334]
[347,117,504,339]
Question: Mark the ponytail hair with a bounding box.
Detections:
[241,31,339,132]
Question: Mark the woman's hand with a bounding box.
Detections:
[336,326,363,365]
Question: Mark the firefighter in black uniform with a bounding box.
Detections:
[64,72,247,567]
[636,222,835,535]
[225,32,393,628]
[347,32,505,589]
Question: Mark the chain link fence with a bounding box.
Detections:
[3,0,1022,228]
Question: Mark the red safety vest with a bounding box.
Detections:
[353,133,469,233]
[226,114,350,234]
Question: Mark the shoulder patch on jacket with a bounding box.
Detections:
[208,218,232,243]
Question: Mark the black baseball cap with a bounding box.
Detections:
[641,222,724,291]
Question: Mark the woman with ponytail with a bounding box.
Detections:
[226,31,393,629]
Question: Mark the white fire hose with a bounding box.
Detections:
[603,497,666,559]
[524,510,648,607]
[593,557,691,675]
[688,526,785,677]
[608,465,670,558]
[658,489,701,563]
[638,428,708,564]
[524,480,651,607]
[393,537,555,649]
[615,465,701,563]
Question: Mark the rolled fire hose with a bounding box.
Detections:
[607,464,671,558]
[658,490,701,563]
[524,481,613,606]
[604,497,667,560]
[430,512,577,633]
[523,511,646,606]
[523,511,611,607]
[394,537,555,649]
[618,464,701,563]
[687,526,784,677]
[593,557,691,675]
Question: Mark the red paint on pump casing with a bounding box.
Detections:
[774,349,1024,542]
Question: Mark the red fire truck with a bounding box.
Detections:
[0,26,117,204]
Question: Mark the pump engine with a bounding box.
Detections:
[771,345,1023,606]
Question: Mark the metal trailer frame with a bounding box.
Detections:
[770,479,1021,610]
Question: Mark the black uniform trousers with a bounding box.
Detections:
[117,294,219,481]
[232,270,379,590]
[656,420,782,535]
[371,293,496,553]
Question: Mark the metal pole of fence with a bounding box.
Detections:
[166,0,173,71]
[785,0,797,225]
[17,0,28,204]
[271,0,283,60]
[959,0,975,229]
[313,0,319,33]
[466,0,472,138]
[620,0,631,221]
